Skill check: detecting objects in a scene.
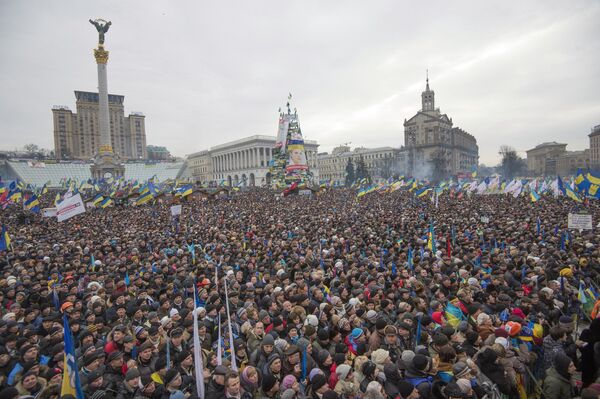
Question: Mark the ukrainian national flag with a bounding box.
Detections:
[180,185,193,197]
[0,226,10,251]
[444,300,463,328]
[54,193,62,206]
[427,222,436,253]
[530,189,540,203]
[92,194,104,206]
[25,194,39,209]
[136,190,154,205]
[100,197,113,208]
[416,187,432,198]
[61,315,85,399]
[565,185,583,203]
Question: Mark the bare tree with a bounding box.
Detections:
[24,143,40,154]
[499,145,526,179]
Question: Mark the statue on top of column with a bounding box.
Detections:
[89,19,112,45]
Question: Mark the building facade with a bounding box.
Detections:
[525,142,567,176]
[318,145,402,185]
[52,91,147,161]
[187,135,319,186]
[589,124,600,168]
[402,79,478,178]
[557,149,590,176]
[146,145,171,161]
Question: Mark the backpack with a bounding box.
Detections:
[476,372,502,399]
[405,375,433,388]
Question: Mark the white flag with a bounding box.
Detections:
[224,280,238,371]
[56,193,86,222]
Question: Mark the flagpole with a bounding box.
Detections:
[223,277,238,371]
[192,289,206,399]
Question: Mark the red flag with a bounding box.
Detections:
[446,237,452,258]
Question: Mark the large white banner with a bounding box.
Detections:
[56,193,86,222]
[42,208,57,218]
[568,213,593,230]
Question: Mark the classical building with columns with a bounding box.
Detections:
[187,135,319,186]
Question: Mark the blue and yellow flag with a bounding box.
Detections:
[445,300,463,328]
[530,189,540,203]
[416,187,432,198]
[565,185,583,203]
[92,194,104,206]
[24,195,40,213]
[427,222,436,253]
[61,315,85,399]
[0,226,10,251]
[100,197,113,209]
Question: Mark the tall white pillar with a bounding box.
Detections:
[94,47,111,154]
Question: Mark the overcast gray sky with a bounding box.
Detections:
[1,1,599,165]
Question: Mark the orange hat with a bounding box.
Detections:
[504,321,521,337]
[60,302,74,313]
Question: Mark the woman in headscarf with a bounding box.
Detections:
[543,353,576,399]
[240,365,260,397]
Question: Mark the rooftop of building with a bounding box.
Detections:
[5,160,185,187]
[190,135,318,155]
[319,146,400,158]
[527,142,568,152]
[589,124,600,137]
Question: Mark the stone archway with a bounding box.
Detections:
[227,175,232,187]
[234,175,239,186]
[241,174,247,187]
[249,173,255,187]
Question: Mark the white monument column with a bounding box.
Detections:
[95,48,112,155]
[90,18,124,179]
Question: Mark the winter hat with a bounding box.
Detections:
[554,353,572,379]
[336,364,352,380]
[317,349,330,364]
[494,337,509,350]
[311,374,327,392]
[0,387,19,399]
[456,379,471,394]
[504,321,521,337]
[350,328,364,339]
[366,310,378,322]
[397,381,415,398]
[262,374,278,392]
[452,361,471,378]
[305,315,318,327]
[444,382,467,398]
[125,368,141,381]
[281,375,297,390]
[371,349,389,365]
[164,369,180,386]
[262,334,275,346]
[309,368,324,382]
[400,350,415,368]
[412,354,430,372]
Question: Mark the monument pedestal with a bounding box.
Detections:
[91,145,125,180]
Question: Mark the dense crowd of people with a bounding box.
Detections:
[1,187,600,399]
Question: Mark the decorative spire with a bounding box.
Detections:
[426,69,430,91]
